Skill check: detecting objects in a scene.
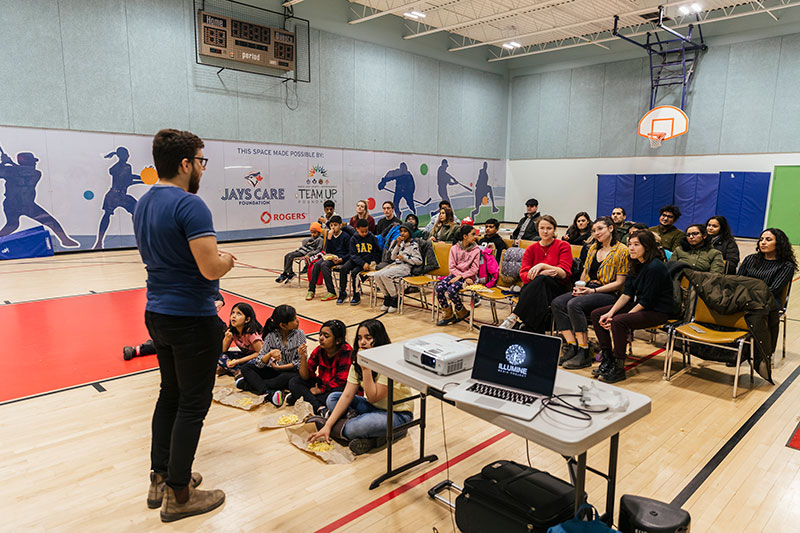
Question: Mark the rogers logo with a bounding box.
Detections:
[261,211,306,224]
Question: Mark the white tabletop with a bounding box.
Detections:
[359,338,651,457]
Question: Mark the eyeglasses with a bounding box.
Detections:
[191,157,208,169]
[660,213,675,219]
[686,231,702,237]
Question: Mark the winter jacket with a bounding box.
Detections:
[649,224,684,252]
[668,238,724,274]
[412,237,438,275]
[479,233,508,263]
[448,242,481,279]
[512,212,541,241]
[710,234,740,274]
[681,268,779,384]
[614,221,633,244]
[431,222,460,244]
[738,254,795,304]
[297,234,323,256]
[390,238,422,267]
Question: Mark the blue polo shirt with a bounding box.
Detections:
[133,184,219,316]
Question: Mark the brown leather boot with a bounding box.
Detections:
[147,471,202,509]
[453,307,470,323]
[160,483,225,522]
[436,307,455,326]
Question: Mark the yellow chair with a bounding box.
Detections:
[399,241,451,317]
[665,294,754,398]
[571,245,582,258]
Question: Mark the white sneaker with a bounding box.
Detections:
[387,306,398,313]
[499,316,516,329]
[381,304,390,311]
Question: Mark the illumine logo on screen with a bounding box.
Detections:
[498,344,528,377]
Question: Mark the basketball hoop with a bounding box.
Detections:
[647,132,666,149]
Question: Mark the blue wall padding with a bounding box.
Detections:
[632,174,675,227]
[0,226,53,260]
[673,173,720,231]
[596,174,634,218]
[716,171,771,238]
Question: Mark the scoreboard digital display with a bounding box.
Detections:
[198,10,295,72]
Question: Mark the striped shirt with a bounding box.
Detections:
[255,328,307,369]
[583,242,630,287]
[737,254,795,304]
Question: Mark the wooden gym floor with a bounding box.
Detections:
[1,237,799,532]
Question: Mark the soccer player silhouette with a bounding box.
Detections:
[471,161,499,218]
[0,150,79,247]
[93,146,142,249]
[378,162,417,215]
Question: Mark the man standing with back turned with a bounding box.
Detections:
[133,129,235,522]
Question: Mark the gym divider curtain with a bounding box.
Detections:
[632,174,675,227]
[673,173,719,232]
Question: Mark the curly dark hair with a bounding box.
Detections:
[757,228,798,271]
[151,129,204,179]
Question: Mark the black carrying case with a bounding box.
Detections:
[454,460,582,532]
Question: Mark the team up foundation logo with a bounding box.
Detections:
[297,165,337,204]
[220,171,285,205]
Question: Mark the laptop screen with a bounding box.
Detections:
[471,326,561,396]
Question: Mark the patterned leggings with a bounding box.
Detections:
[435,275,466,311]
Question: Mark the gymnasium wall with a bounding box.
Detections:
[0,0,508,160]
[505,153,800,229]
[507,33,800,160]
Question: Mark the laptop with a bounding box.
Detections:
[444,325,561,420]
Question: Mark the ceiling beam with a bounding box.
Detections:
[349,1,422,24]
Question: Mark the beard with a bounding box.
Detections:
[188,167,201,194]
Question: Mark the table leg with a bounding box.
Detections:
[605,433,619,524]
[575,452,587,514]
[369,380,439,490]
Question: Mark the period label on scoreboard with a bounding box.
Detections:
[197,10,295,72]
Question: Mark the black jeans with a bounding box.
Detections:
[338,259,363,295]
[309,259,337,295]
[283,250,305,275]
[240,364,299,395]
[590,303,671,360]
[512,276,568,333]
[287,374,345,412]
[145,311,225,489]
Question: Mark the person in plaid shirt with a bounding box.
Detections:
[287,319,352,417]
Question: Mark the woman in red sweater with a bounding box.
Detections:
[499,215,573,333]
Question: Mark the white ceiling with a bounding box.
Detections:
[346,0,800,61]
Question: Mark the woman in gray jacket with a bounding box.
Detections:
[668,224,724,274]
[373,223,423,312]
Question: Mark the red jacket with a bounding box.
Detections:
[520,239,572,285]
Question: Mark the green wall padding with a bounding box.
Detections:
[767,166,800,245]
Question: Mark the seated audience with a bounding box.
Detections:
[564,211,593,246]
[306,216,350,301]
[424,200,460,233]
[276,222,324,284]
[287,319,352,417]
[237,305,305,407]
[349,200,376,234]
[669,224,724,274]
[499,215,572,333]
[435,225,481,326]
[738,228,797,305]
[611,207,633,244]
[479,218,507,262]
[430,205,460,243]
[318,199,337,228]
[511,198,541,241]
[375,201,401,237]
[373,223,422,313]
[706,215,739,274]
[217,302,263,377]
[551,217,629,369]
[337,219,381,305]
[404,213,425,239]
[649,204,684,252]
[307,319,413,455]
[590,230,674,383]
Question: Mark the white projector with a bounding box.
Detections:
[403,333,476,376]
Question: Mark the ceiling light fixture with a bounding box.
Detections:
[679,5,690,14]
[410,11,426,18]
[403,12,419,19]
[691,3,702,12]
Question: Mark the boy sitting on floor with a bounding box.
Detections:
[276,222,324,284]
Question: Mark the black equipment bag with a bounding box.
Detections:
[455,460,581,532]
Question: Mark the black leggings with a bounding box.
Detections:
[512,276,568,333]
[287,375,345,412]
[240,365,298,395]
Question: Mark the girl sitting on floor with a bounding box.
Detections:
[217,302,263,377]
[237,304,306,406]
[287,319,352,417]
[307,319,413,455]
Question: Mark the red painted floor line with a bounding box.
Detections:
[625,348,665,371]
[788,422,800,451]
[314,430,511,533]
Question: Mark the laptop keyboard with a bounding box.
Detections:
[467,383,538,405]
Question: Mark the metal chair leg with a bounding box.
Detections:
[733,340,744,398]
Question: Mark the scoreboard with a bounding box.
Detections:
[198,10,296,72]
